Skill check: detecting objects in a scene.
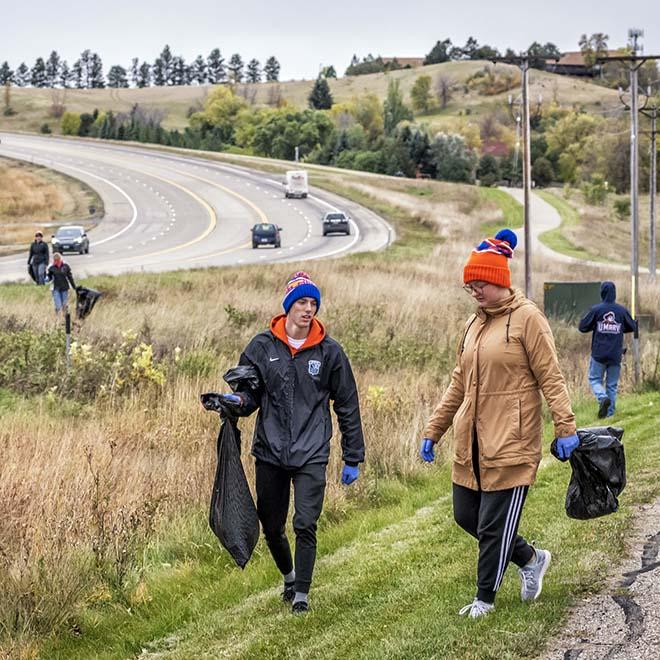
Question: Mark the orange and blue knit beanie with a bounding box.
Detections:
[282,271,321,314]
[463,228,518,288]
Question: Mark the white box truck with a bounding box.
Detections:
[284,170,308,199]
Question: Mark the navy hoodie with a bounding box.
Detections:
[578,282,636,366]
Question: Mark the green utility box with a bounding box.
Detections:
[543,281,602,322]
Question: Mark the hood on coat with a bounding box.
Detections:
[601,281,616,303]
[270,314,326,355]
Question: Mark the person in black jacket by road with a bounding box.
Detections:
[221,271,365,614]
[28,231,49,285]
[46,253,77,316]
[579,281,636,418]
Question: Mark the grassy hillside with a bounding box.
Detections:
[0,156,102,253]
[0,61,619,134]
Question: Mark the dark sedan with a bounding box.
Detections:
[322,212,350,236]
[251,223,282,248]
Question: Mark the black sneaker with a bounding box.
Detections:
[598,397,611,419]
[292,600,309,615]
[282,583,295,604]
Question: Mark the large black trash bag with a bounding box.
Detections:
[551,426,626,520]
[28,264,37,284]
[75,287,102,320]
[200,366,260,568]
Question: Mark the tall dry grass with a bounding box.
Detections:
[0,174,658,652]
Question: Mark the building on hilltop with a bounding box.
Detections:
[544,51,621,77]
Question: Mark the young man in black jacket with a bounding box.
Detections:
[221,271,365,614]
[46,252,77,316]
[579,281,636,418]
[28,231,49,285]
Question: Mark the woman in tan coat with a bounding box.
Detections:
[420,228,579,618]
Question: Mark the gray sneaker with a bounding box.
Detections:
[518,548,551,601]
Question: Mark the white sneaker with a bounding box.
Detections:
[519,548,551,601]
[458,598,494,619]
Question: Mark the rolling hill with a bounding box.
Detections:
[0,61,620,134]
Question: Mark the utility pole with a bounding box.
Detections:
[641,98,657,283]
[496,53,533,298]
[599,29,660,386]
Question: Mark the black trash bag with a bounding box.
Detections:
[75,287,102,320]
[28,263,37,283]
[200,366,260,568]
[551,426,626,520]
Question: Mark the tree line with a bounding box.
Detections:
[0,46,282,89]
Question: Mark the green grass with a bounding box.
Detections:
[536,190,606,263]
[478,188,524,233]
[41,391,660,659]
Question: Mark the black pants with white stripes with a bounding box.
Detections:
[452,436,535,603]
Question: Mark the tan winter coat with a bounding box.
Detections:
[425,289,576,491]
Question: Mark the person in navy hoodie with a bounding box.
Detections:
[578,281,636,418]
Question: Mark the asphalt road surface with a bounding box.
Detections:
[0,134,393,283]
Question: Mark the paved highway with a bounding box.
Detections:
[0,134,393,283]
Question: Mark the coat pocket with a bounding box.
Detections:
[478,396,525,467]
[451,398,472,465]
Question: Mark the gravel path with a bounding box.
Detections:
[541,498,660,659]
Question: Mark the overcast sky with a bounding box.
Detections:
[4,1,659,80]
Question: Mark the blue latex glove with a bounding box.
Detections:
[221,393,243,406]
[341,464,359,486]
[555,434,580,461]
[420,438,436,463]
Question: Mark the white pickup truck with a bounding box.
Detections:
[284,170,308,199]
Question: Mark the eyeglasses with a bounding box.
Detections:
[463,282,488,295]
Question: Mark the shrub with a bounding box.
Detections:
[581,175,609,206]
[61,111,81,136]
[40,123,51,134]
[613,196,630,221]
[476,154,501,186]
[531,157,555,187]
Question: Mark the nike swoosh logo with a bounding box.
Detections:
[269,357,279,362]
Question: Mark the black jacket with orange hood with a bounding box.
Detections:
[237,315,365,469]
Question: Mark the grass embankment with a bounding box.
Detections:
[41,392,660,659]
[537,188,655,268]
[0,156,102,253]
[0,61,617,134]
[0,164,658,657]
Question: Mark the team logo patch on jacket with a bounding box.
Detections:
[308,360,321,376]
[597,311,622,335]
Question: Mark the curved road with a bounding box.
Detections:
[0,134,393,283]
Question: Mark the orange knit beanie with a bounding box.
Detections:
[463,228,518,288]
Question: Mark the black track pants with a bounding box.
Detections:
[453,482,535,603]
[255,460,327,594]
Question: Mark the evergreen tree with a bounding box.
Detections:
[79,50,92,87]
[264,56,280,82]
[130,57,140,87]
[192,55,207,84]
[59,61,71,87]
[45,50,61,87]
[89,52,105,88]
[308,75,333,109]
[383,79,412,134]
[158,44,174,84]
[138,62,152,87]
[152,57,166,86]
[424,39,452,65]
[246,58,261,83]
[15,62,30,87]
[322,65,337,78]
[171,56,189,85]
[227,53,244,83]
[72,59,84,88]
[0,62,14,85]
[207,48,226,84]
[107,65,129,88]
[30,58,47,87]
